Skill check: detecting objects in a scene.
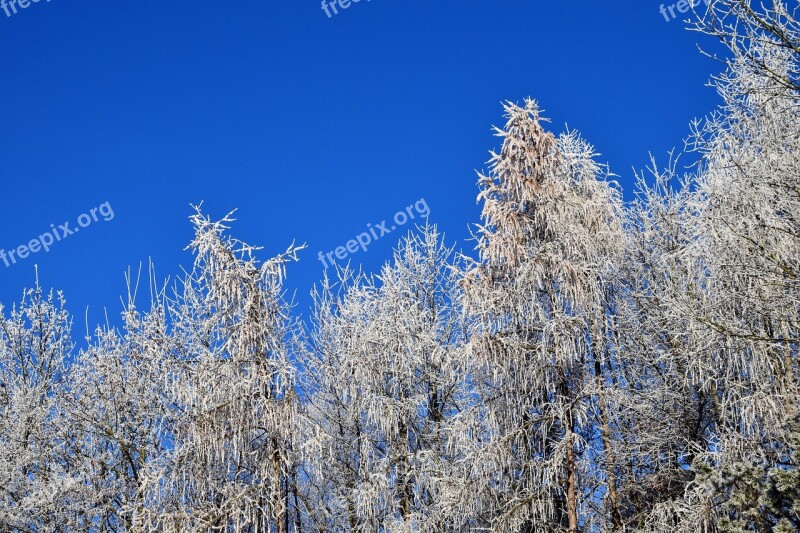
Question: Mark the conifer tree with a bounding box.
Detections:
[461,100,624,531]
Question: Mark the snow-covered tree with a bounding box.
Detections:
[630,2,800,529]
[460,100,625,532]
[693,0,800,95]
[0,284,83,530]
[60,278,172,530]
[620,165,721,531]
[304,226,473,532]
[137,208,305,532]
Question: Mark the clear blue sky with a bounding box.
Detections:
[0,0,724,330]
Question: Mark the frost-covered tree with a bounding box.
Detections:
[693,0,800,95]
[0,284,84,530]
[683,52,799,529]
[137,208,305,532]
[304,226,473,532]
[693,414,800,532]
[629,2,800,530]
[461,100,625,532]
[60,278,172,530]
[620,165,721,530]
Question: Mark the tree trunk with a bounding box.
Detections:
[565,428,578,533]
[591,316,622,530]
[560,376,579,533]
[272,439,288,533]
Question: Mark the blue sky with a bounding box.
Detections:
[0,0,724,330]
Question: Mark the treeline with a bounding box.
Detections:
[1,1,798,531]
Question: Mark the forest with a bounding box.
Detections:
[1,1,798,531]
